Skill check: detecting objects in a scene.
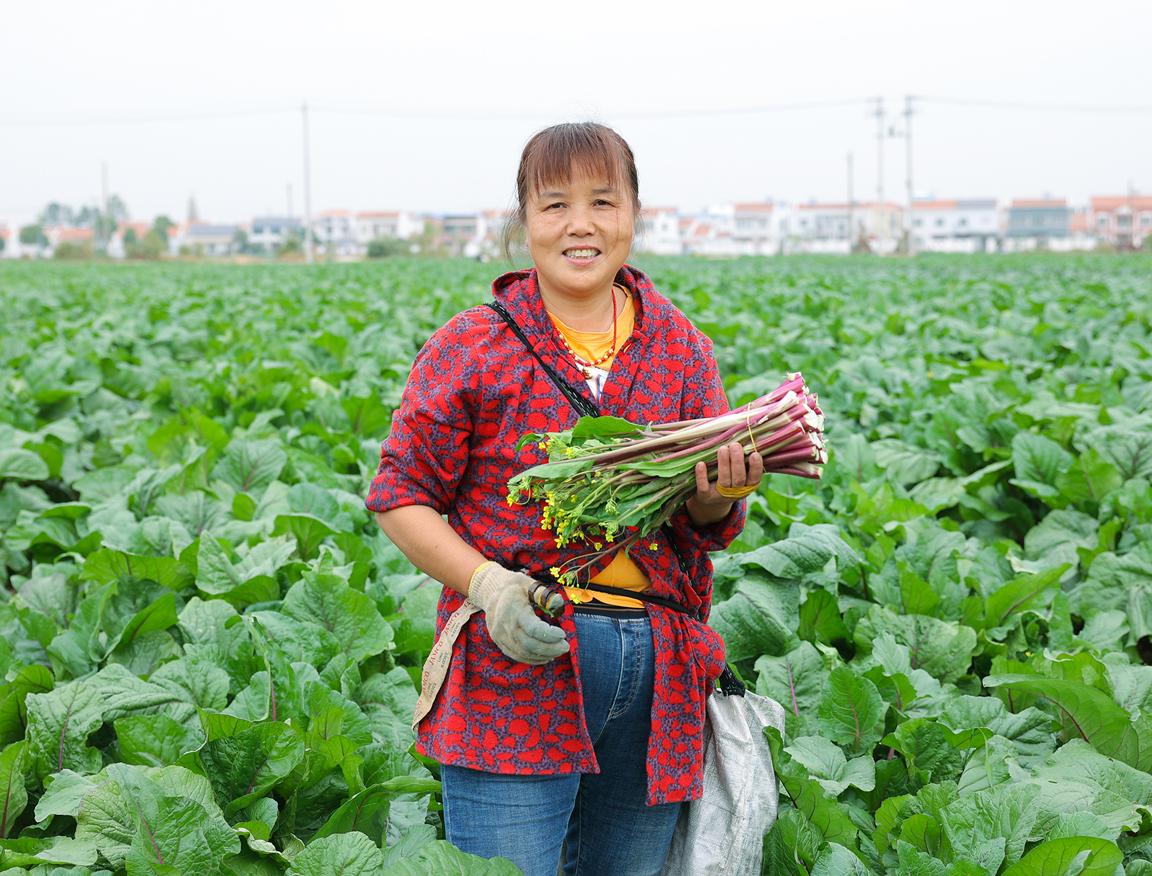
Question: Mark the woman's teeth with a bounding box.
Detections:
[565,249,599,258]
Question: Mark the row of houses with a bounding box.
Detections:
[645,195,1151,256]
[3,195,1150,259]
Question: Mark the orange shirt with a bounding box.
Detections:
[547,293,650,608]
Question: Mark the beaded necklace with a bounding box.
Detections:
[553,284,626,378]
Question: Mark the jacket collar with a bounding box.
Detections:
[490,263,654,346]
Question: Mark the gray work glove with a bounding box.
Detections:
[467,563,568,665]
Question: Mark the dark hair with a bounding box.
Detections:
[502,122,642,259]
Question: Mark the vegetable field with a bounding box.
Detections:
[2,254,1151,875]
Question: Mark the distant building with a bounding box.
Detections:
[793,202,902,254]
[177,223,239,257]
[313,210,358,257]
[1090,195,1152,250]
[1004,199,1070,250]
[355,210,401,243]
[680,212,739,257]
[250,216,302,253]
[477,209,511,258]
[732,202,784,255]
[44,226,95,255]
[430,211,508,258]
[911,199,999,252]
[0,225,12,259]
[440,214,480,257]
[636,207,682,255]
[354,211,426,246]
[1067,207,1097,250]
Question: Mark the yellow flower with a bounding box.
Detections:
[648,542,659,551]
[549,566,562,579]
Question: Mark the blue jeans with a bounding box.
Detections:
[441,612,683,876]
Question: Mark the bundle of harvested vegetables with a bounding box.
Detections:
[507,373,826,583]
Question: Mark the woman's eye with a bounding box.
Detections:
[594,199,613,207]
[546,202,565,211]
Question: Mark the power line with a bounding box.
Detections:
[918,96,1152,113]
[312,98,874,121]
[0,97,875,128]
[0,107,295,127]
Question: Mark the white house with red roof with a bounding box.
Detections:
[313,209,358,257]
[1090,194,1152,249]
[46,226,96,253]
[910,199,999,252]
[732,202,785,255]
[675,213,736,257]
[683,202,787,256]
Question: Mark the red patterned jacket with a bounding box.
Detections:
[365,264,745,805]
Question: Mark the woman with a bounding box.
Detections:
[366,122,762,876]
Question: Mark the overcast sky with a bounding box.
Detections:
[2,0,1150,226]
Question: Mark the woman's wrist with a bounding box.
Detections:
[685,495,735,527]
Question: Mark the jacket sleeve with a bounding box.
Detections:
[666,329,747,553]
[365,314,479,515]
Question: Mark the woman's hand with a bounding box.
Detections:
[685,441,764,526]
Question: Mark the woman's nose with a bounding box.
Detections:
[566,206,594,233]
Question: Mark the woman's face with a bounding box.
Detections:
[525,167,634,301]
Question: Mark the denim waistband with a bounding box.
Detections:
[572,606,650,622]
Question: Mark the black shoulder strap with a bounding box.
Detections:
[484,301,598,418]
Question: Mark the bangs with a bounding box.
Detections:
[503,121,642,258]
[518,123,638,208]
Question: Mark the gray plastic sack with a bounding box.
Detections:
[662,687,786,876]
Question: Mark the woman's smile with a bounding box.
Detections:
[561,246,602,266]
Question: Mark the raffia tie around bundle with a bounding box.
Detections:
[716,403,760,499]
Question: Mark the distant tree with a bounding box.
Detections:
[106,195,129,223]
[0,235,5,254]
[38,202,74,226]
[232,228,252,255]
[127,231,166,260]
[123,228,138,246]
[54,241,92,260]
[366,237,409,258]
[1143,235,1152,252]
[152,215,175,240]
[277,235,303,257]
[412,224,443,257]
[19,224,48,247]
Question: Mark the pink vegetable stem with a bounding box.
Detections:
[762,445,824,467]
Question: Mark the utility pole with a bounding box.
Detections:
[301,101,314,264]
[871,97,884,208]
[286,183,294,218]
[100,161,109,252]
[904,95,916,256]
[846,151,855,255]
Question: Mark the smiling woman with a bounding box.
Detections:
[366,121,761,876]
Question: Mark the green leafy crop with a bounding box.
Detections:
[2,253,1151,874]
